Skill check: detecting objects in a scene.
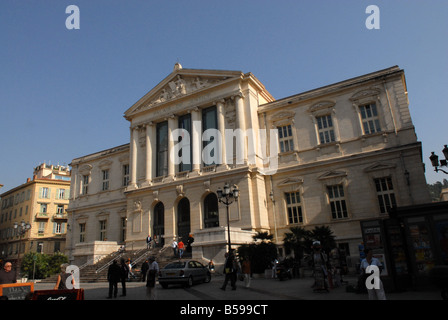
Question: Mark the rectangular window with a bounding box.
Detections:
[102,169,110,191]
[40,187,50,199]
[54,222,62,234]
[38,222,45,234]
[316,115,336,144]
[178,113,192,172]
[359,103,381,134]
[120,218,126,243]
[122,164,130,187]
[57,189,65,199]
[202,106,217,166]
[40,203,47,214]
[285,192,303,224]
[57,204,65,214]
[328,185,348,219]
[374,177,397,214]
[99,220,107,241]
[79,223,86,243]
[82,175,89,195]
[278,124,294,153]
[156,121,169,177]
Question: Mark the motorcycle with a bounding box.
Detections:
[276,261,293,281]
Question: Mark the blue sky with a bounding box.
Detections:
[1,0,447,193]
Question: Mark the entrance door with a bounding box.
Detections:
[177,198,191,242]
[153,202,165,247]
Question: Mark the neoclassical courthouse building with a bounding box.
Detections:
[66,64,431,267]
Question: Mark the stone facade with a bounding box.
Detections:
[65,64,431,267]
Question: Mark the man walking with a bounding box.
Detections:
[220,251,238,291]
[146,256,159,300]
[107,260,122,298]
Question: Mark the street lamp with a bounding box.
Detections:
[269,190,279,245]
[217,183,239,253]
[14,220,31,276]
[429,145,448,174]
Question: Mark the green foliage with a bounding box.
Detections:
[427,179,448,202]
[238,231,277,274]
[283,226,310,261]
[21,252,68,279]
[283,225,336,259]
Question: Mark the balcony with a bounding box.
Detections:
[35,212,49,220]
[53,213,68,220]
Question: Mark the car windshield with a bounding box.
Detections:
[164,262,186,269]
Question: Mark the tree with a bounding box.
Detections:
[21,252,69,279]
[427,179,448,201]
[237,231,277,274]
[309,226,336,254]
[283,226,311,262]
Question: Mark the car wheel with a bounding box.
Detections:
[204,272,211,283]
[186,276,194,288]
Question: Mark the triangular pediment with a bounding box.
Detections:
[318,170,347,180]
[124,65,243,118]
[278,177,304,186]
[363,162,396,173]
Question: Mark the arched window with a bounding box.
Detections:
[177,198,191,241]
[203,193,219,228]
[153,202,165,247]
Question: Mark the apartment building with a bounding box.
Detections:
[0,164,71,262]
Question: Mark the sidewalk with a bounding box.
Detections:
[33,273,443,300]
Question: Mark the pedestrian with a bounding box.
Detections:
[220,251,237,291]
[186,234,194,253]
[126,259,135,280]
[360,248,386,300]
[54,263,75,290]
[0,261,16,284]
[106,260,122,298]
[311,241,329,292]
[329,247,342,288]
[271,258,278,278]
[208,259,215,272]
[178,239,185,259]
[146,256,159,300]
[119,258,129,296]
[146,235,152,249]
[141,259,149,282]
[241,256,251,288]
[172,238,178,257]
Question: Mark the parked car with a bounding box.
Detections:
[158,260,211,288]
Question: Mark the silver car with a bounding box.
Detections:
[158,260,212,288]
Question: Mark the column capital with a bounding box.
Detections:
[214,98,226,106]
[231,92,245,100]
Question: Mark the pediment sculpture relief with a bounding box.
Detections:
[146,75,220,109]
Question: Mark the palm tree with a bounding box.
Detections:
[310,225,336,253]
[283,226,311,262]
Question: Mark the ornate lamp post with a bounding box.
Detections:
[429,145,448,174]
[14,220,31,276]
[217,183,239,253]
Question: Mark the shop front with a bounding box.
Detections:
[389,201,448,287]
[360,201,448,292]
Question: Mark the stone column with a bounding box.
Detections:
[144,122,154,186]
[129,126,138,189]
[191,107,202,174]
[167,114,177,179]
[216,99,228,170]
[234,93,247,165]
